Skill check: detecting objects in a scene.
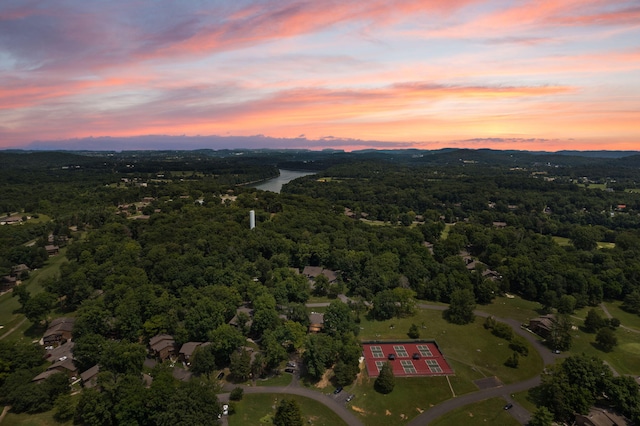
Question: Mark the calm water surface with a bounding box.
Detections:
[252,169,316,193]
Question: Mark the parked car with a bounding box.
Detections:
[284,368,295,373]
[217,371,224,380]
[333,386,343,394]
[222,404,229,415]
[346,394,354,402]
[504,403,513,410]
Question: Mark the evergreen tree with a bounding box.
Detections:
[273,399,303,426]
[374,362,395,394]
[407,323,420,339]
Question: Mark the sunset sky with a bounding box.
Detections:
[1,0,639,151]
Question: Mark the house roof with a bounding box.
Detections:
[576,407,629,426]
[44,317,75,337]
[149,334,174,349]
[32,369,63,383]
[80,364,100,382]
[179,342,208,357]
[47,357,77,373]
[309,312,324,325]
[302,266,323,278]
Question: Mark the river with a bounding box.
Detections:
[252,169,316,193]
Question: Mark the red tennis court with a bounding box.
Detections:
[362,341,453,377]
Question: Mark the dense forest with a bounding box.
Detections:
[1,149,639,424]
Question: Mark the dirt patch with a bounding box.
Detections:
[351,406,367,415]
[416,408,424,414]
[315,369,333,389]
[400,414,407,420]
[355,360,367,385]
[385,410,392,416]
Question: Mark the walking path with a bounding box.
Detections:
[0,318,27,340]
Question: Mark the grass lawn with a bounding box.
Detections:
[479,296,541,323]
[348,373,455,426]
[568,325,640,375]
[430,397,521,426]
[358,309,543,385]
[552,236,615,249]
[255,372,293,387]
[229,394,346,426]
[602,301,640,331]
[1,409,71,426]
[512,389,539,413]
[1,250,68,341]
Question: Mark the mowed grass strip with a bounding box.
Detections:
[569,325,640,375]
[1,409,72,426]
[358,309,543,385]
[479,295,541,324]
[430,397,521,426]
[228,393,347,426]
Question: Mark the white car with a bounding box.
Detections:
[222,404,229,416]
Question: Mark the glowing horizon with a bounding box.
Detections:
[1,0,639,151]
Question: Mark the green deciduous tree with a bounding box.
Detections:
[230,348,251,382]
[583,309,606,333]
[595,326,617,352]
[529,406,554,426]
[443,288,476,325]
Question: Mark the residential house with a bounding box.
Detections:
[575,407,629,426]
[43,317,75,346]
[179,341,210,365]
[32,369,64,383]
[229,305,254,329]
[149,334,176,360]
[308,312,324,333]
[44,245,59,256]
[11,264,30,277]
[80,365,100,389]
[0,275,18,292]
[528,314,555,339]
[46,357,78,377]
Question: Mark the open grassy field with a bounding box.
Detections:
[551,236,615,249]
[1,409,71,426]
[430,397,521,426]
[479,295,541,323]
[229,393,347,426]
[0,249,68,341]
[569,325,640,375]
[358,309,543,385]
[348,373,456,426]
[602,301,640,331]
